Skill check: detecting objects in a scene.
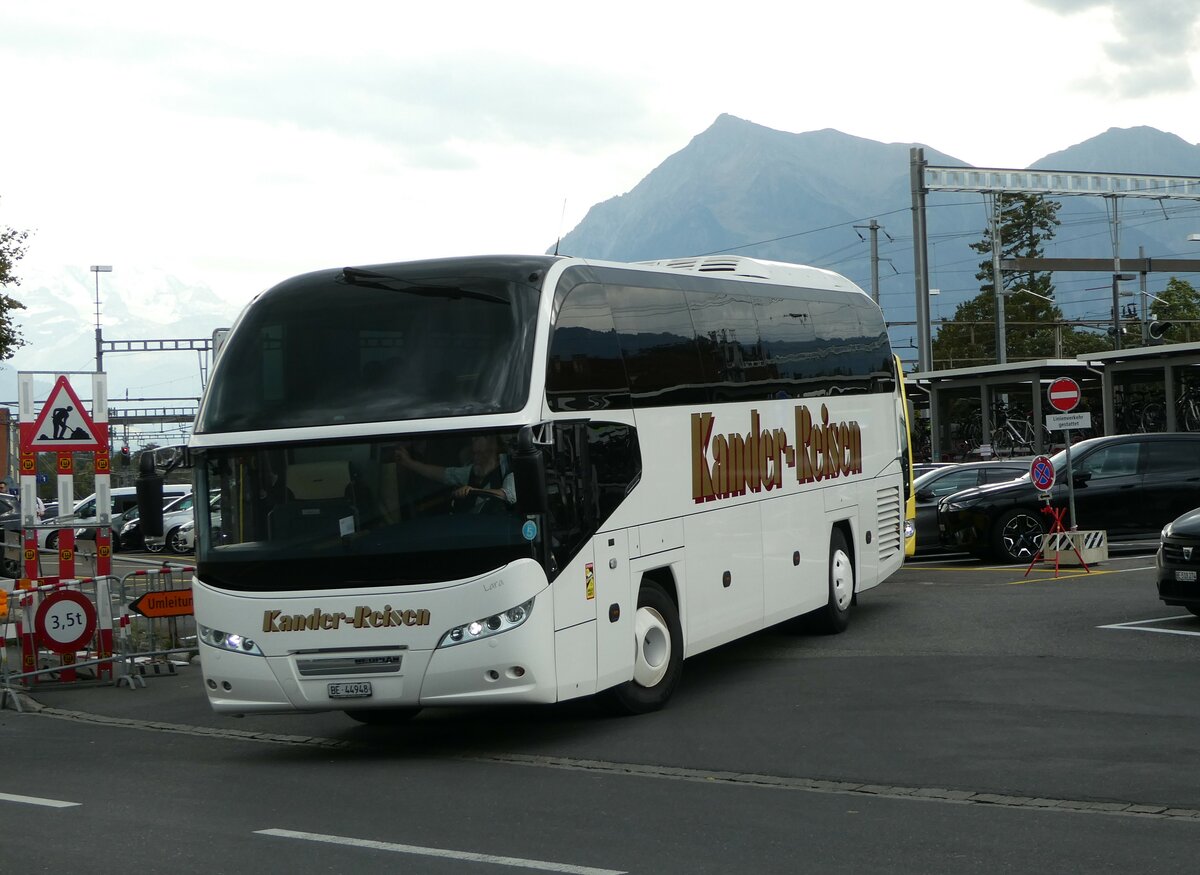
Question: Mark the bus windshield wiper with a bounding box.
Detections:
[341,267,508,305]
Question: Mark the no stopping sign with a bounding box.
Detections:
[1030,455,1057,492]
[35,590,97,654]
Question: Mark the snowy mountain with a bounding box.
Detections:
[2,265,242,439]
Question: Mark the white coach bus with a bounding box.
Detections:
[189,254,911,722]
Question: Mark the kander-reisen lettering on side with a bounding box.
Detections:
[692,405,864,503]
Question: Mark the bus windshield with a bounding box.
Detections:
[196,429,538,592]
[196,259,545,433]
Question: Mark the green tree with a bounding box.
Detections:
[0,200,30,360]
[1147,277,1200,344]
[932,194,1108,366]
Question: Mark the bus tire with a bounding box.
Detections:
[604,581,682,715]
[344,707,421,725]
[811,527,854,634]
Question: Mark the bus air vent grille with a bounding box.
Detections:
[875,486,902,555]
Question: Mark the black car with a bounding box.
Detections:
[1157,506,1200,616]
[912,461,1028,555]
[938,433,1200,563]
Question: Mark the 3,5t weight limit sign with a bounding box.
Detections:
[34,590,97,653]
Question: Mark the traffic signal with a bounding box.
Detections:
[120,446,131,466]
[1148,320,1172,342]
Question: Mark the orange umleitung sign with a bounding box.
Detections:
[129,589,194,618]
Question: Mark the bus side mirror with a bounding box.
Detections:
[511,426,548,516]
[136,451,165,537]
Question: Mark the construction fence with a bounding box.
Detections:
[1,563,197,709]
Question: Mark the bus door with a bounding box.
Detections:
[544,421,636,693]
[594,529,633,691]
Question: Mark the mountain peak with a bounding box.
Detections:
[1030,126,1200,174]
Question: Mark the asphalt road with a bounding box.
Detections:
[3,549,1198,873]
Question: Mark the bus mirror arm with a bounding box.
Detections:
[512,425,549,516]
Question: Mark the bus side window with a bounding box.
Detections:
[546,282,630,413]
[607,284,708,407]
[688,291,771,401]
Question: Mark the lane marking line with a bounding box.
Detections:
[255,828,625,874]
[0,791,81,808]
[1099,615,1200,638]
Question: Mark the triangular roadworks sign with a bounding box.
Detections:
[23,375,106,452]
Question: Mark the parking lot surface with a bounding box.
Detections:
[4,548,1199,873]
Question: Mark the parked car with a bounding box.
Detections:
[911,461,1028,555]
[116,491,193,551]
[937,433,1200,563]
[1157,505,1200,616]
[145,491,218,554]
[74,484,191,545]
[913,462,956,478]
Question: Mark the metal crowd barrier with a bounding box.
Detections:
[1,574,119,710]
[114,565,197,689]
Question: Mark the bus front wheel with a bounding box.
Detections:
[604,581,682,715]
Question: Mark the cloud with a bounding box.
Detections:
[1029,0,1199,96]
[175,55,665,166]
[0,10,672,170]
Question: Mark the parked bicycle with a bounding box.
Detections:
[1114,389,1163,434]
[990,402,1052,457]
[912,417,932,462]
[951,417,982,459]
[1139,382,1200,433]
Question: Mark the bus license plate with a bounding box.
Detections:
[328,681,372,699]
[1176,570,1198,583]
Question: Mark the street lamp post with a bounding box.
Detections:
[1111,272,1135,350]
[90,265,112,372]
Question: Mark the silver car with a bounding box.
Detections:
[144,492,218,554]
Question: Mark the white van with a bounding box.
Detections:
[42,485,192,549]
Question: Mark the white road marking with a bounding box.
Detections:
[1098,615,1200,637]
[0,791,81,808]
[255,828,626,874]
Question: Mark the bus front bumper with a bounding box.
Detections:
[198,588,558,714]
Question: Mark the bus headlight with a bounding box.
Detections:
[903,519,916,539]
[438,598,534,648]
[199,624,264,656]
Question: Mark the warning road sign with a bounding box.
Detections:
[21,375,106,452]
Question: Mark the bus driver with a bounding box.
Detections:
[396,435,516,514]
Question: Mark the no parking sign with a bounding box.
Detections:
[1030,455,1056,492]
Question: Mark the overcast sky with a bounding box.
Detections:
[2,0,1199,309]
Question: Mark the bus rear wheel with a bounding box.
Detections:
[344,707,421,725]
[604,581,682,715]
[809,527,854,634]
